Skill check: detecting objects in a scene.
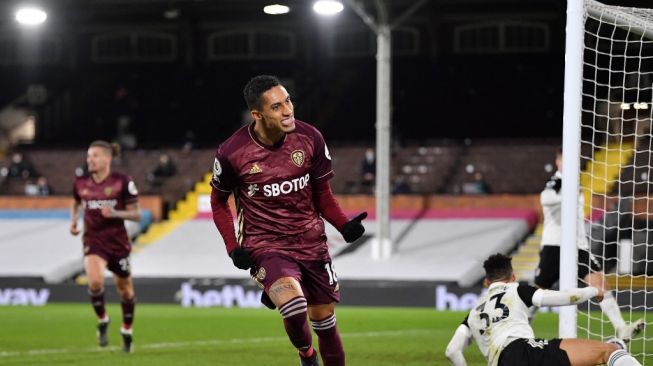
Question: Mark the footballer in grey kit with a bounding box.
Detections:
[210,75,366,366]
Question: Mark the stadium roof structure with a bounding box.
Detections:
[0,0,643,31]
[0,0,415,27]
[2,0,638,29]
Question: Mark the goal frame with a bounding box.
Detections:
[561,0,653,338]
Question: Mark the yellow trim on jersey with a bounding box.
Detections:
[234,190,245,245]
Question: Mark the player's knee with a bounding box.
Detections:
[119,289,134,301]
[308,304,335,321]
[588,272,610,291]
[117,286,134,300]
[279,296,307,318]
[88,281,103,292]
[600,343,620,364]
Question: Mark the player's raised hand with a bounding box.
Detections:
[229,246,255,270]
[70,222,80,236]
[341,212,367,243]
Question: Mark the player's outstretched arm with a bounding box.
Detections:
[445,323,472,366]
[531,286,599,307]
[312,180,367,242]
[210,187,253,270]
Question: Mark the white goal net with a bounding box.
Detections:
[575,0,652,362]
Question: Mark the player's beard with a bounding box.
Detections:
[261,115,295,138]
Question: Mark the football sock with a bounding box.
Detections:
[312,313,345,366]
[279,297,313,352]
[121,296,135,329]
[88,288,106,319]
[608,349,642,366]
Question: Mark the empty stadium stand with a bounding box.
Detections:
[0,148,214,213]
[1,139,561,205]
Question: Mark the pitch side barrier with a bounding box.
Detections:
[1,278,649,310]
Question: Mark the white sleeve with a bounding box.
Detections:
[445,324,472,366]
[531,287,599,307]
[540,188,561,206]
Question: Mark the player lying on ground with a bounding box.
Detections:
[445,253,642,366]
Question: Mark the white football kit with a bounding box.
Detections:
[445,281,598,366]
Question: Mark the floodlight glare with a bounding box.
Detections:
[313,1,344,16]
[15,7,47,25]
[264,4,290,15]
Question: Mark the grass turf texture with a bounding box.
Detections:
[0,304,648,365]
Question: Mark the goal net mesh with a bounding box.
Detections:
[578,0,653,362]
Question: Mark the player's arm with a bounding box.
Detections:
[103,202,141,222]
[517,284,599,307]
[210,187,237,254]
[70,182,82,236]
[210,187,254,270]
[70,199,81,236]
[309,128,366,242]
[209,151,254,270]
[540,177,562,206]
[445,316,472,366]
[101,177,141,221]
[313,180,367,242]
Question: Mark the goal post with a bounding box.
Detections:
[560,0,584,339]
[562,0,653,361]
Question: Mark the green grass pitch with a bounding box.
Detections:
[0,304,648,365]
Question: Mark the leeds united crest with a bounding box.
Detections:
[291,150,305,167]
[212,158,222,183]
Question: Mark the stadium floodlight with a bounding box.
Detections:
[263,4,290,15]
[313,1,344,16]
[15,7,47,26]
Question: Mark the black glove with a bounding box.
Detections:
[229,247,254,270]
[341,212,367,243]
[260,291,276,310]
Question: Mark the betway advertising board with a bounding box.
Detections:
[0,278,649,309]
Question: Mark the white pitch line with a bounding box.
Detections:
[0,329,434,358]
